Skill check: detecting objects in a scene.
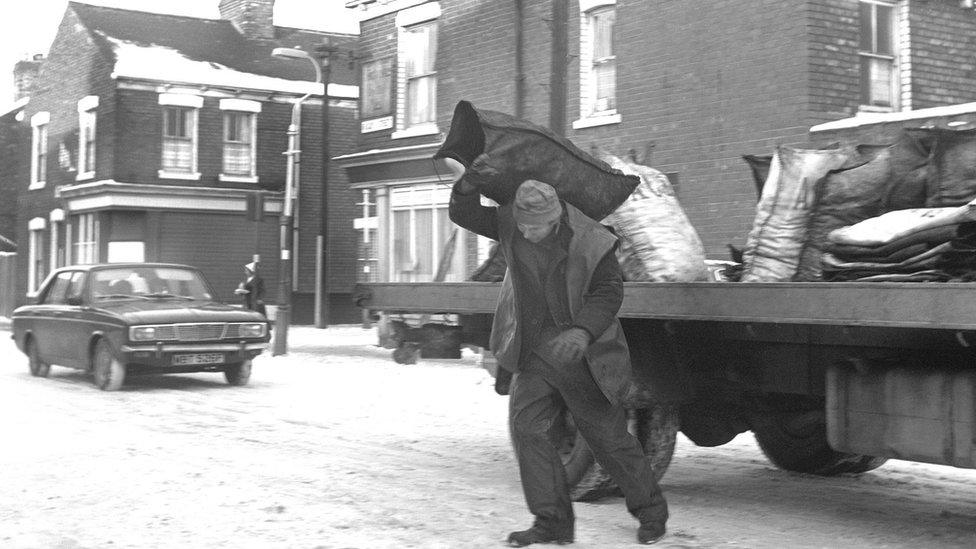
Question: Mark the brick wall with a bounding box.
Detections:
[807,0,862,123]
[12,3,362,321]
[907,0,976,109]
[114,90,292,189]
[349,0,976,267]
[562,0,813,256]
[15,5,116,301]
[0,116,28,243]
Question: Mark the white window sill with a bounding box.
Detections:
[857,105,895,114]
[392,123,439,140]
[76,171,95,182]
[219,174,259,184]
[29,181,45,190]
[572,112,622,130]
[158,170,201,181]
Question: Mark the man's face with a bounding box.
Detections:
[517,219,558,243]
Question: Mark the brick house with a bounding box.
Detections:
[0,96,29,253]
[338,0,976,281]
[10,0,364,323]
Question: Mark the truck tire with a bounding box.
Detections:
[753,409,887,475]
[559,405,679,502]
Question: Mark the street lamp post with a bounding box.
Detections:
[271,47,322,356]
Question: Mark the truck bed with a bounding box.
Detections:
[355,281,976,331]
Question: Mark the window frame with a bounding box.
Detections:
[49,208,65,271]
[858,0,899,112]
[77,95,99,181]
[387,183,462,283]
[157,93,202,181]
[574,1,621,130]
[41,271,74,305]
[392,2,441,139]
[218,99,261,183]
[72,213,99,266]
[27,217,47,295]
[30,112,49,189]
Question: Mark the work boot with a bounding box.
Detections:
[637,522,666,544]
[506,526,574,547]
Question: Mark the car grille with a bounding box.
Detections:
[176,323,228,341]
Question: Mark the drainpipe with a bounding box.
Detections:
[549,0,568,136]
[514,0,525,118]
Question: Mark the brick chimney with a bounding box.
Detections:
[13,54,43,100]
[219,0,276,40]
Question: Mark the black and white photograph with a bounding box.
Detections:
[2,1,976,548]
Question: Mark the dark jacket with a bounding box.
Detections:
[449,185,633,405]
[242,275,266,317]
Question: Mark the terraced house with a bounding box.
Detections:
[10,0,363,323]
[339,0,976,280]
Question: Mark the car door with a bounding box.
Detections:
[31,271,73,366]
[57,271,92,369]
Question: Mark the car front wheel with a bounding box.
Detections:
[224,360,252,386]
[92,339,125,391]
[26,338,51,378]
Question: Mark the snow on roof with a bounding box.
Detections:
[0,97,29,119]
[810,102,976,132]
[104,36,358,99]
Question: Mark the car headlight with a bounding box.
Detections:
[238,323,266,338]
[130,326,158,341]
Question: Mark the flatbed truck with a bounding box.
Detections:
[356,280,976,498]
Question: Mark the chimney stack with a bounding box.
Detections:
[13,54,43,101]
[219,0,276,40]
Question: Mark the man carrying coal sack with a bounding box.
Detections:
[449,177,668,546]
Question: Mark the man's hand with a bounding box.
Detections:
[548,328,590,365]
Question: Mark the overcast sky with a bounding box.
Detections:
[0,0,359,106]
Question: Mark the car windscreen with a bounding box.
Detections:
[92,267,214,301]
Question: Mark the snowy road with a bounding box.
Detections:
[1,325,975,549]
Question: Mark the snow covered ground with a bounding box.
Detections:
[1,325,975,549]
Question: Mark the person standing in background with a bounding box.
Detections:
[235,261,266,317]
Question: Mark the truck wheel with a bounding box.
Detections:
[558,405,679,502]
[753,409,887,475]
[392,342,420,364]
[26,338,51,377]
[92,339,125,391]
[224,360,252,386]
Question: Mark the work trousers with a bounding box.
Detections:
[508,356,668,534]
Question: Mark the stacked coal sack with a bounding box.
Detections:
[821,202,976,281]
[740,144,861,281]
[739,128,976,282]
[813,128,976,282]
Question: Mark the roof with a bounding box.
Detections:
[811,102,976,133]
[54,262,197,272]
[0,233,16,252]
[0,97,28,121]
[68,2,359,96]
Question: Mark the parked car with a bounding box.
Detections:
[10,263,270,390]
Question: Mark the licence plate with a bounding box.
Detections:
[172,353,225,366]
